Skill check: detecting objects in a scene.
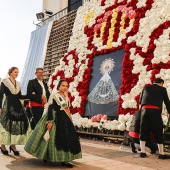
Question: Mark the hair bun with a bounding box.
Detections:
[8,67,18,76]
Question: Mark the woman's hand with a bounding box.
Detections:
[45,121,53,131]
[64,107,70,114]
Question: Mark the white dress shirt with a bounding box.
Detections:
[38,80,46,97]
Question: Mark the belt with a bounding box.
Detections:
[26,101,45,108]
[142,104,159,109]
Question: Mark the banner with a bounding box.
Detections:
[85,49,124,117]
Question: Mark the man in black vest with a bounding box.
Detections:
[139,78,170,159]
[26,68,50,129]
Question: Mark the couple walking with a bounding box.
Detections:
[0,67,49,155]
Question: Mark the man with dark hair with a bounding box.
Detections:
[139,78,170,159]
[25,68,50,129]
[154,78,164,84]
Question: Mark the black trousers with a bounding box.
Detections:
[26,106,44,130]
[140,108,163,144]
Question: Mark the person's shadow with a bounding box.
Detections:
[5,154,102,170]
[5,155,62,170]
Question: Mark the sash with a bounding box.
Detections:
[53,93,72,120]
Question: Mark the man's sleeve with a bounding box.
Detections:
[44,82,50,100]
[27,80,41,102]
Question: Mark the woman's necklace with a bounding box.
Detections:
[9,78,16,87]
[8,78,17,94]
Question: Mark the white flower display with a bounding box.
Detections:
[48,0,170,119]
[71,112,169,132]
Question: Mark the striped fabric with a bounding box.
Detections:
[24,112,82,162]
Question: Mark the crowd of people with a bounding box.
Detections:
[0,66,170,169]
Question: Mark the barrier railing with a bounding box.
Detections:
[36,0,90,29]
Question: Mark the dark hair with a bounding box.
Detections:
[8,67,18,76]
[154,78,164,84]
[57,80,67,90]
[35,67,43,73]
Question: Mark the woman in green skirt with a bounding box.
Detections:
[24,79,82,168]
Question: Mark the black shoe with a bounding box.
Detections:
[62,162,73,168]
[158,154,170,159]
[140,152,147,158]
[9,146,20,156]
[0,147,8,155]
[130,142,137,153]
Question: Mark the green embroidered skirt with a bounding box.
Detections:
[24,112,82,162]
[0,96,32,145]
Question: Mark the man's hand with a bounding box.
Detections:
[0,108,2,115]
[41,95,47,103]
[45,121,53,131]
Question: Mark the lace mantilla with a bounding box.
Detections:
[2,78,20,94]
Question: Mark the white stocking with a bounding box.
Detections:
[140,140,146,153]
[157,144,164,155]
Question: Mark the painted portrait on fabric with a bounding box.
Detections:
[85,49,124,117]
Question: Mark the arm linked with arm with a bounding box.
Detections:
[17,91,29,100]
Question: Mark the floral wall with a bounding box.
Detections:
[49,0,170,116]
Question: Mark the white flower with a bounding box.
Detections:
[126,121,131,131]
[67,54,73,60]
[111,120,119,125]
[118,115,126,123]
[92,122,99,128]
[118,123,126,131]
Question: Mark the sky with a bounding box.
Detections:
[0,0,42,80]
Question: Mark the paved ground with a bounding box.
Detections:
[0,138,170,170]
